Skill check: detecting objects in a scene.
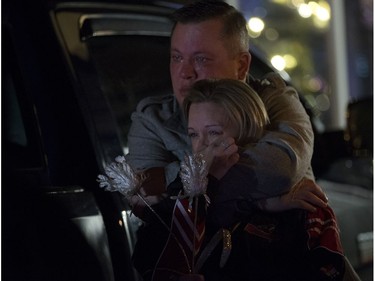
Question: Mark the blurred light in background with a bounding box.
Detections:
[283,54,298,69]
[298,3,312,18]
[240,0,372,130]
[247,17,265,38]
[271,55,286,71]
[270,54,298,71]
[264,28,279,41]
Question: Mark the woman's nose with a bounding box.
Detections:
[193,137,208,154]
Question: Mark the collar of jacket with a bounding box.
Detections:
[164,96,187,135]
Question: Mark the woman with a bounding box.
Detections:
[132,79,346,281]
[180,79,346,281]
[184,78,326,223]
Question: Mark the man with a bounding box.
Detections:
[126,0,326,216]
[126,2,332,280]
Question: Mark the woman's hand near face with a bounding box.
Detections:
[197,136,240,180]
[188,102,240,179]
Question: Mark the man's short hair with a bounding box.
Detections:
[171,0,250,54]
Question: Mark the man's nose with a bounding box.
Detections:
[180,60,196,80]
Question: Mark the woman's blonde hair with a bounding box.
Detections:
[183,79,269,146]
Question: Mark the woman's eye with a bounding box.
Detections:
[208,130,223,136]
[188,132,198,138]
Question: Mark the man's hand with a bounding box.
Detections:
[259,178,328,212]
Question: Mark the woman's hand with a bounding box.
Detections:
[197,136,239,180]
[258,178,329,212]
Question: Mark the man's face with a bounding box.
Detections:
[170,19,248,106]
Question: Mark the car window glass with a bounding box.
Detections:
[3,28,45,170]
[54,9,173,161]
[85,35,172,144]
[4,73,28,147]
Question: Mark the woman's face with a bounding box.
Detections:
[188,102,238,153]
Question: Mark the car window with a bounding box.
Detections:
[3,27,45,171]
[84,35,172,145]
[53,7,173,162]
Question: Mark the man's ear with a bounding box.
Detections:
[238,52,251,81]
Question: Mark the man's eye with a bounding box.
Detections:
[194,56,209,65]
[171,54,183,62]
